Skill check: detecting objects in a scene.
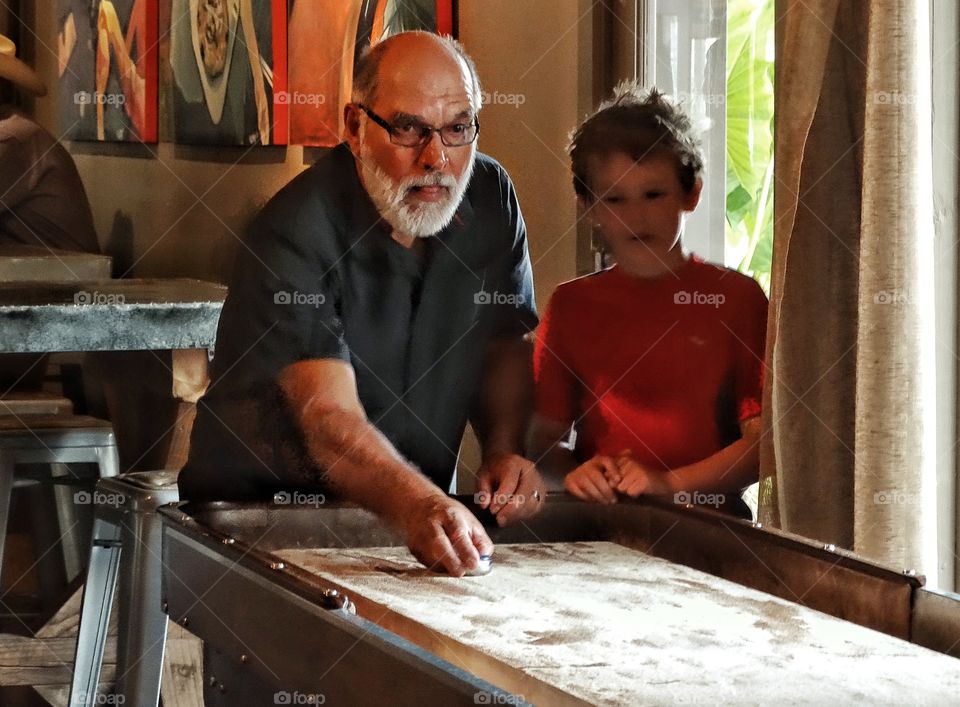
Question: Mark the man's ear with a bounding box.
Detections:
[344,103,362,155]
[684,178,704,212]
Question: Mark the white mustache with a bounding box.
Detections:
[402,174,457,191]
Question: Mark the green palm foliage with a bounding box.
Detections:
[725,0,775,292]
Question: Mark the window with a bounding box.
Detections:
[598,0,775,290]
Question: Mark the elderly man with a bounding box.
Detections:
[180,31,544,576]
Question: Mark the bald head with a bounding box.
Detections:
[352,31,482,112]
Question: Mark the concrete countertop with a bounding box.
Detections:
[0,278,227,353]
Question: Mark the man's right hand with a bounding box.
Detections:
[402,492,494,577]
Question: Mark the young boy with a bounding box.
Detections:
[530,83,768,517]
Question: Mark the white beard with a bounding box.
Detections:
[359,142,475,238]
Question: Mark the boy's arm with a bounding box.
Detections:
[613,417,761,497]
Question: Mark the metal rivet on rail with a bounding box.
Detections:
[240,654,248,663]
[823,544,836,552]
[208,676,217,687]
[753,522,763,529]
[223,537,236,545]
[180,616,189,626]
[324,589,339,598]
[162,602,168,612]
[904,568,917,576]
[270,561,285,571]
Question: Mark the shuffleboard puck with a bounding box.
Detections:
[465,554,493,576]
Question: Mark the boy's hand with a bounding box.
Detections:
[564,455,620,504]
[611,452,672,498]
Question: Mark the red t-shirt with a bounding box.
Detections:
[533,257,768,470]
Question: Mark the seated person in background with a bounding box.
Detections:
[0,33,99,390]
[0,33,98,253]
[529,83,768,517]
[180,32,545,577]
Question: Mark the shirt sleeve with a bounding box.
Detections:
[489,166,539,338]
[532,290,577,426]
[730,278,769,422]
[209,199,350,391]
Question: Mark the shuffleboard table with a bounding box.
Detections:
[159,496,960,706]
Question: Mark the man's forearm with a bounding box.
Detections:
[299,405,442,523]
[471,338,534,461]
[279,360,444,524]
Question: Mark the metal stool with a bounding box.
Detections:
[0,414,119,582]
[70,470,180,707]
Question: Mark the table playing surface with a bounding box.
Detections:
[276,541,960,706]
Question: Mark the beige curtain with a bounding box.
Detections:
[761,0,937,575]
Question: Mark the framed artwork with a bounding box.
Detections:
[287,0,455,147]
[57,0,159,143]
[164,0,288,145]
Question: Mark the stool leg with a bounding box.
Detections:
[115,507,167,707]
[96,441,120,477]
[69,513,122,707]
[50,462,85,582]
[0,453,15,573]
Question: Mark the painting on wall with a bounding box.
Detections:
[287,0,455,147]
[163,0,288,145]
[57,0,159,142]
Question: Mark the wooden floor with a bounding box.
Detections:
[0,485,77,706]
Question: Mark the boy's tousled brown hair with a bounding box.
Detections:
[568,81,704,200]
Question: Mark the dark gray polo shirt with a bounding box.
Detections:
[180,144,538,501]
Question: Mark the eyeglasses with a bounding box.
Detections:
[358,104,480,148]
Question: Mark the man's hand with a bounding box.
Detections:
[475,453,545,526]
[403,492,494,577]
[609,452,672,498]
[564,455,619,504]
